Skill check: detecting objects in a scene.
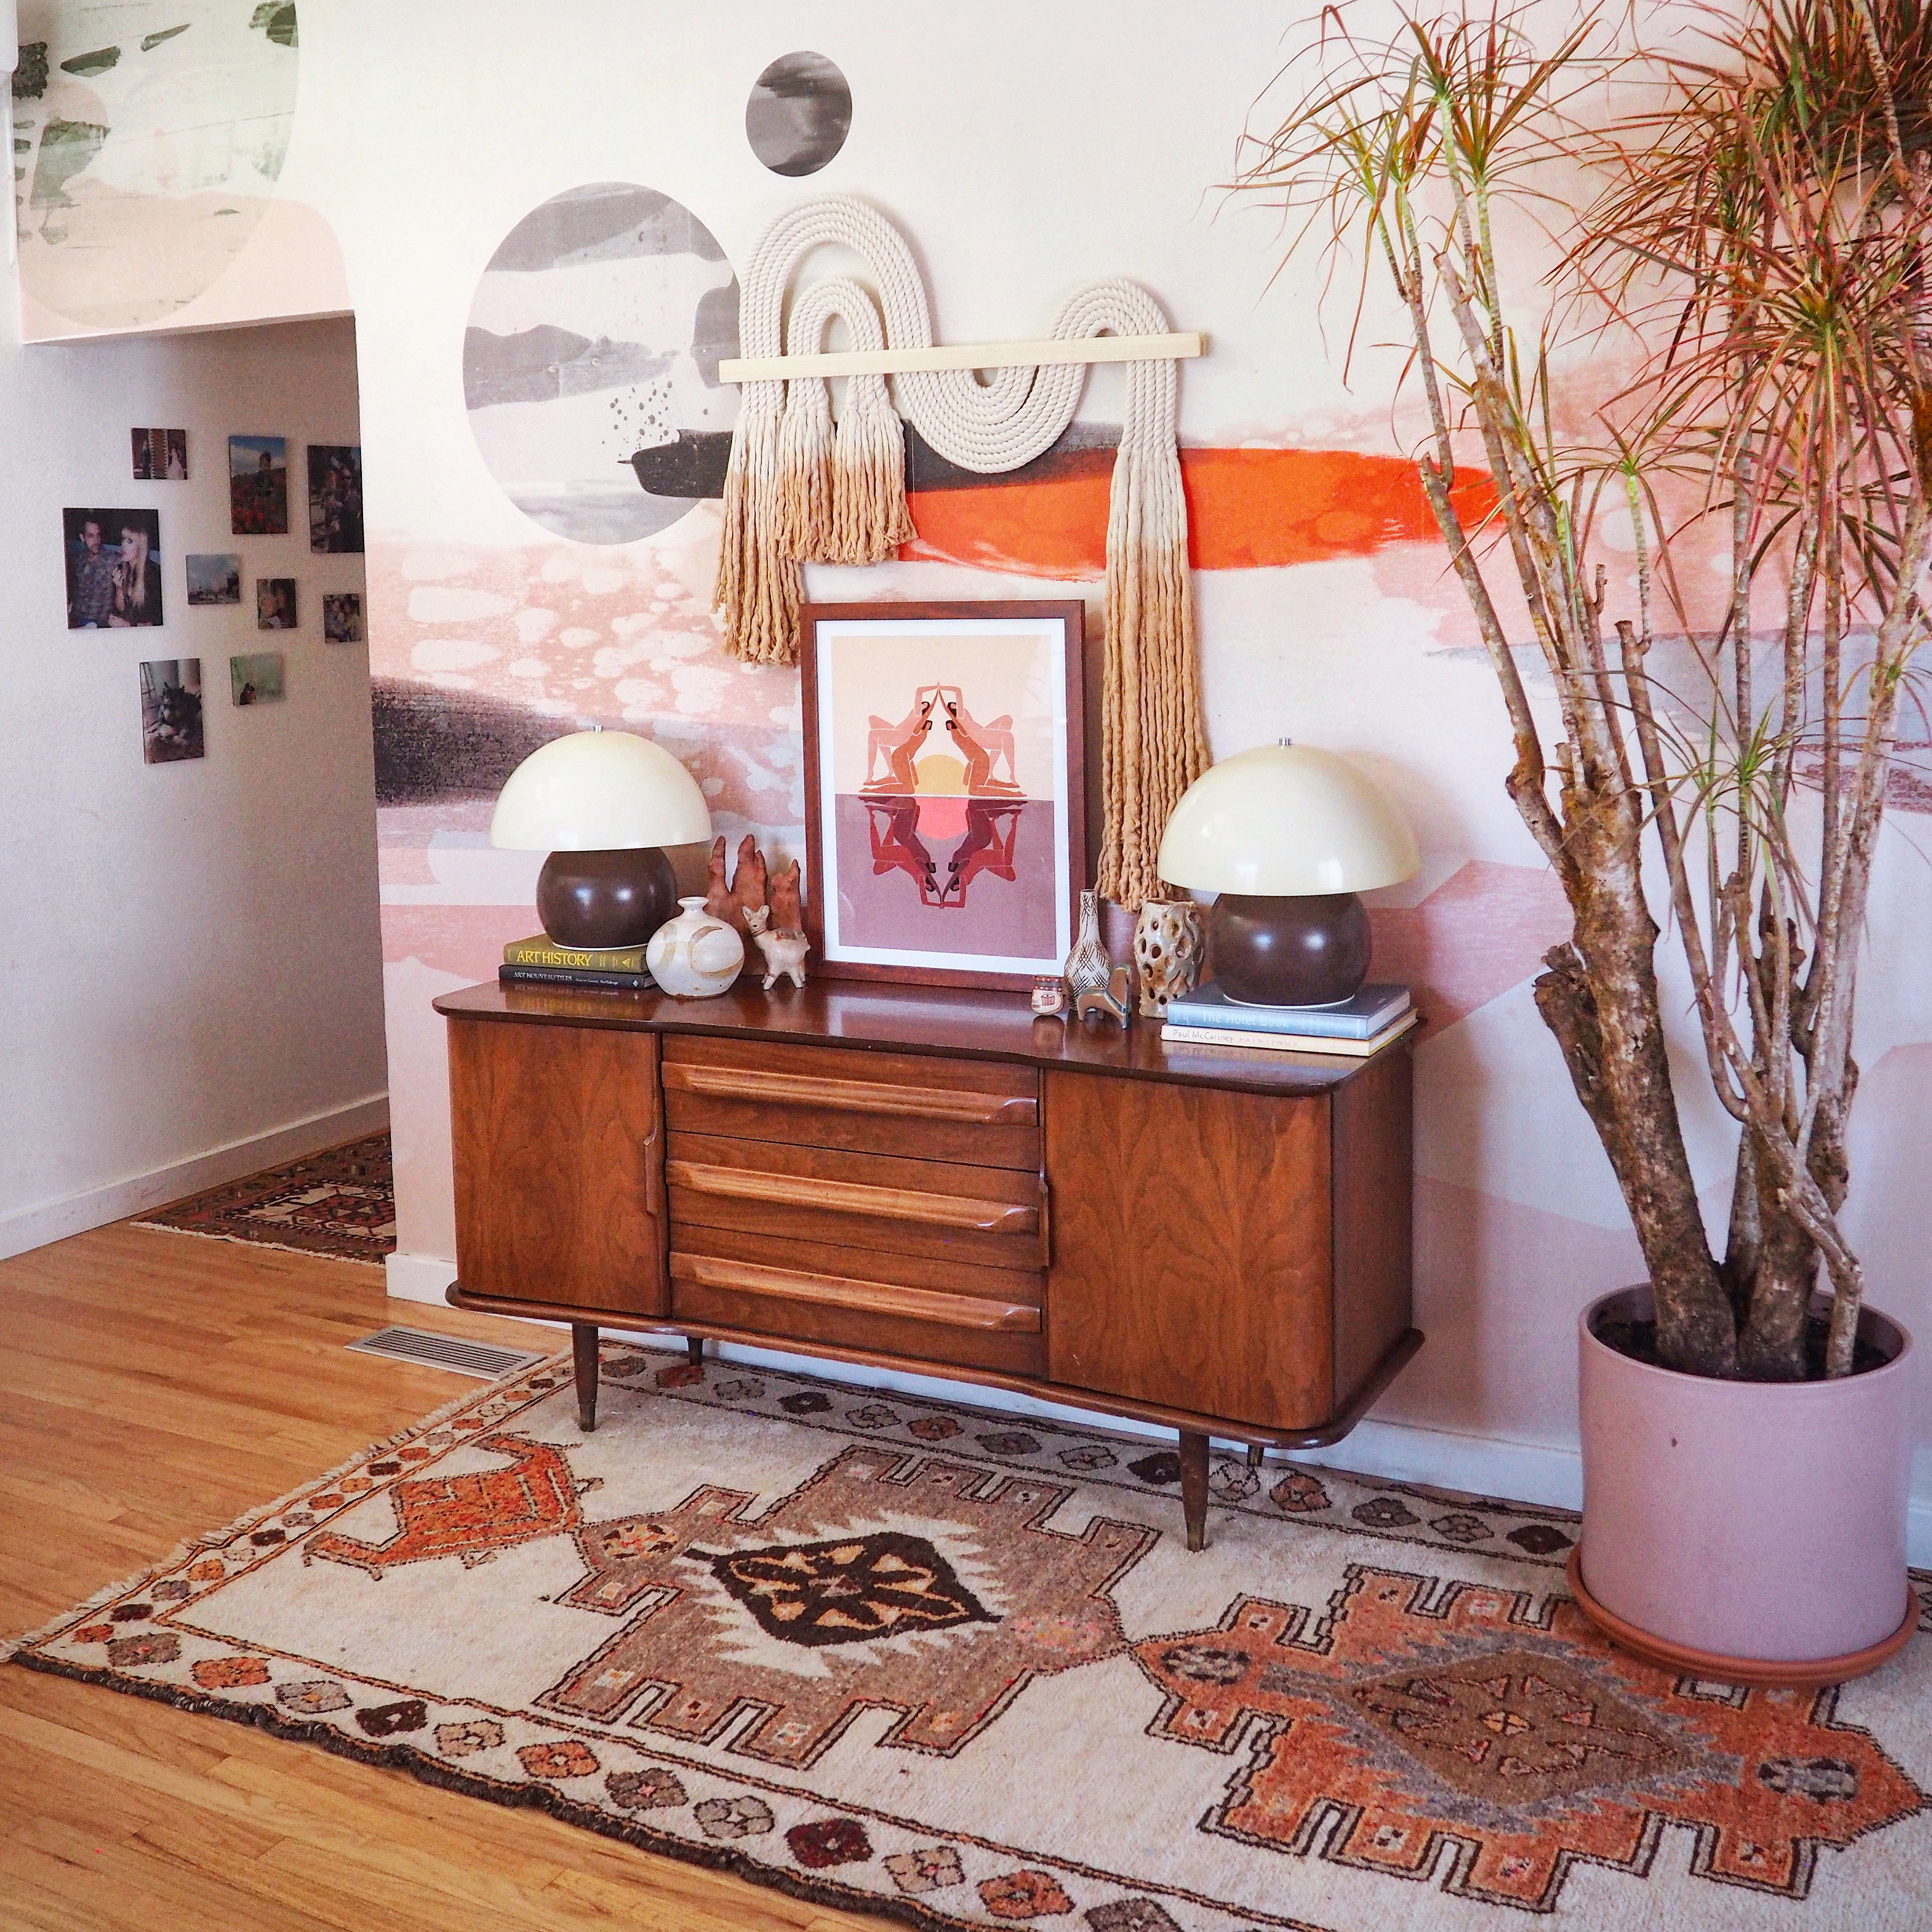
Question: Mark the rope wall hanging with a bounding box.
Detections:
[711,193,1209,910]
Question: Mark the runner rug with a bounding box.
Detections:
[133,1133,395,1264]
[8,1342,1929,1930]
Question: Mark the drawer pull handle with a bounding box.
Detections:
[672,1254,1041,1332]
[666,1160,1039,1235]
[663,1063,1036,1126]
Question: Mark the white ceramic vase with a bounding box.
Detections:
[645,897,744,998]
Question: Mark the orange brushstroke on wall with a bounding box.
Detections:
[901,446,1496,578]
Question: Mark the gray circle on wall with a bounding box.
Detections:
[746,51,852,177]
[463,182,740,545]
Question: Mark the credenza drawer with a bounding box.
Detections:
[666,1129,1046,1274]
[662,1036,1039,1170]
[670,1226,1046,1376]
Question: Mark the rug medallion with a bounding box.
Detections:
[8,1342,1929,1930]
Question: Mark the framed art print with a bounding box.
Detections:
[800,600,1086,988]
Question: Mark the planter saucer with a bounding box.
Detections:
[1567,1547,1917,1689]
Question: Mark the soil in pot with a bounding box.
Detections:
[1592,1308,1895,1378]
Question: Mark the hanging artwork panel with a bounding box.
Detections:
[800,601,1085,988]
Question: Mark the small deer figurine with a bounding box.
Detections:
[755,859,809,989]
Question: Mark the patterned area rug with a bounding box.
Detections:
[8,1344,1929,1930]
[133,1134,395,1263]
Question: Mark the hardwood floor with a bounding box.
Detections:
[0,1221,887,1932]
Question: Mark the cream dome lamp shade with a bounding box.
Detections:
[490,729,711,951]
[1156,742,1420,1007]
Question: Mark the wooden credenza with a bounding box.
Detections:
[434,979,1420,1548]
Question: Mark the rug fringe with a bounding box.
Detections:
[0,1348,571,1659]
[125,1219,390,1268]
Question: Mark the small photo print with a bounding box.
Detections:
[140,659,203,764]
[230,652,286,706]
[131,428,187,480]
[322,591,364,642]
[256,578,298,630]
[186,553,242,606]
[308,445,364,553]
[65,507,163,629]
[229,434,288,535]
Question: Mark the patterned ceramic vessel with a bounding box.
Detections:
[645,897,744,997]
[1132,895,1204,1017]
[1062,889,1113,1000]
[1031,977,1067,1017]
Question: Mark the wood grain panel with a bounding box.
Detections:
[668,1252,1040,1332]
[1044,1072,1335,1430]
[668,1220,1044,1311]
[448,1017,666,1317]
[666,1130,1044,1274]
[670,1276,1047,1377]
[662,1034,1039,1167]
[437,978,1383,1100]
[1331,1042,1415,1410]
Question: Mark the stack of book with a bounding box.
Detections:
[498,933,655,993]
[1161,981,1415,1057]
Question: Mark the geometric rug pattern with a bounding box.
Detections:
[8,1342,1929,1930]
[133,1132,395,1263]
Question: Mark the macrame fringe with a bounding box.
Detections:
[713,195,1206,906]
[713,379,799,667]
[774,379,835,562]
[831,373,915,564]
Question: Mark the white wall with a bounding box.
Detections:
[0,316,387,1255]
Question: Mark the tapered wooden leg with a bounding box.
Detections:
[1246,1443,1265,1471]
[572,1324,600,1433]
[1179,1430,1209,1552]
[687,1335,704,1368]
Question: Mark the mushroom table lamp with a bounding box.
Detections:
[490,728,711,949]
[1156,741,1420,1007]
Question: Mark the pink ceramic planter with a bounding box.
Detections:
[1576,1285,1916,1684]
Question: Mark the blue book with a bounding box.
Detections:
[1164,980,1412,1040]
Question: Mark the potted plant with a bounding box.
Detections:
[1236,0,1921,1681]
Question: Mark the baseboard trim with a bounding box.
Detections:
[384,1251,461,1306]
[0,1094,390,1262]
[378,1271,1932,1569]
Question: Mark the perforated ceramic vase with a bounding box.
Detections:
[645,897,744,998]
[1133,895,1204,1017]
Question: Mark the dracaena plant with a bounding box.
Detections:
[1235,0,1932,1379]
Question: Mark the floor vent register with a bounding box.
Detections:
[345,1326,546,1380]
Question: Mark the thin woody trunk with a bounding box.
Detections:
[1532,788,1738,1377]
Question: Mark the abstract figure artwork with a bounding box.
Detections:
[800,602,1085,988]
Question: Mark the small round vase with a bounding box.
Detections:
[645,897,744,998]
[1133,896,1205,1017]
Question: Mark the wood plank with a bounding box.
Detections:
[670,1251,1040,1332]
[449,1019,667,1317]
[0,1223,890,1932]
[718,329,1205,383]
[1044,1072,1337,1431]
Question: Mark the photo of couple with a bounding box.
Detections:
[64,508,164,629]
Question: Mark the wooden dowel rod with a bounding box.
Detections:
[719,331,1204,384]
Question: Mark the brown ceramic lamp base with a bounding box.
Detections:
[535,846,678,949]
[1566,1547,1916,1688]
[1208,890,1370,1006]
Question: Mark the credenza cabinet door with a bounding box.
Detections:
[1043,1072,1335,1432]
[448,1018,667,1317]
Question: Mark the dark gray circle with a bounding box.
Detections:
[746,51,852,177]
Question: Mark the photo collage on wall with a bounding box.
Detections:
[72,427,366,766]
